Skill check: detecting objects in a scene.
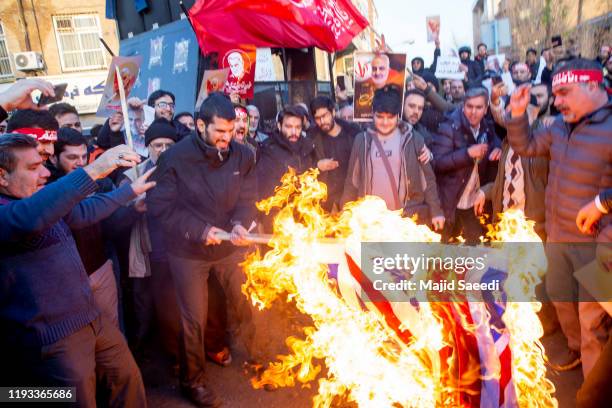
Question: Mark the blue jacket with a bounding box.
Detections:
[0,169,136,347]
[432,107,501,222]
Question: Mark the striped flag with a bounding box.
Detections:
[318,243,518,408]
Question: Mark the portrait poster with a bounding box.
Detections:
[96,56,143,117]
[218,45,257,99]
[195,68,230,110]
[426,15,440,43]
[353,52,407,122]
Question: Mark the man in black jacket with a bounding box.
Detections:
[432,87,501,245]
[146,93,257,408]
[257,106,316,230]
[458,46,484,86]
[308,96,360,212]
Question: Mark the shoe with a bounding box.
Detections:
[181,385,222,408]
[547,349,581,371]
[206,347,232,367]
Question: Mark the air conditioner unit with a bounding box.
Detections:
[13,52,45,71]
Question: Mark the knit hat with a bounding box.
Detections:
[372,85,402,115]
[144,118,178,146]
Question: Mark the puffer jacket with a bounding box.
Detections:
[506,101,612,242]
[432,108,501,223]
[341,121,443,219]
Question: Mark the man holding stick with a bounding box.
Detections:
[146,93,257,407]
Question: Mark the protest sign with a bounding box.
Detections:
[426,16,440,43]
[353,52,407,121]
[97,56,142,117]
[434,56,464,80]
[219,45,257,99]
[195,68,230,110]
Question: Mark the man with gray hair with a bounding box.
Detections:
[432,87,502,245]
[246,104,268,145]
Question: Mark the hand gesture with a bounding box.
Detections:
[230,224,250,246]
[490,82,507,105]
[467,143,488,160]
[419,145,433,164]
[488,147,502,161]
[205,226,225,246]
[412,74,428,91]
[130,166,157,196]
[127,97,144,110]
[84,144,141,180]
[0,79,55,111]
[509,84,531,118]
[576,200,603,235]
[317,158,339,172]
[431,215,445,231]
[474,189,486,216]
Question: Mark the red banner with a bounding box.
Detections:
[189,0,369,53]
[218,45,257,99]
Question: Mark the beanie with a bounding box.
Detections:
[144,118,178,146]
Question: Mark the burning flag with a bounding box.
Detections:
[241,168,557,408]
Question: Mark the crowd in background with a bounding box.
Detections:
[0,36,610,408]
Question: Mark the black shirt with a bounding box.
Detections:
[320,127,354,200]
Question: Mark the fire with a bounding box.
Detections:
[242,169,557,407]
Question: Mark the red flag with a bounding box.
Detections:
[189,0,369,53]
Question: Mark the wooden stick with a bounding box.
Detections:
[114,64,133,150]
[213,231,342,245]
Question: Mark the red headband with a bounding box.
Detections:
[552,69,603,88]
[13,127,58,142]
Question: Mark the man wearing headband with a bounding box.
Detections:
[6,109,59,163]
[507,58,611,377]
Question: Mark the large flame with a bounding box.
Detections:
[242,168,557,408]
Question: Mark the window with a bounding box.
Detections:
[53,14,106,72]
[0,23,13,79]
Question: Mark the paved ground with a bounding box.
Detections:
[143,302,582,408]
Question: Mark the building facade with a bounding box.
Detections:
[0,0,119,126]
[473,0,611,62]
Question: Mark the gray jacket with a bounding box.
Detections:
[341,122,443,219]
[506,101,612,242]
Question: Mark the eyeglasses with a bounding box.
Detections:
[156,102,175,110]
[150,142,174,150]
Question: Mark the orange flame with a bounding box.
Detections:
[242,169,557,407]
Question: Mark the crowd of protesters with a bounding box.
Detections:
[0,35,610,408]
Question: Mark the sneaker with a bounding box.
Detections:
[548,349,581,371]
[181,385,222,408]
[206,347,232,367]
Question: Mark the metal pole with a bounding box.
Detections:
[327,52,336,102]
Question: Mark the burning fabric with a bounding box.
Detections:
[241,169,557,408]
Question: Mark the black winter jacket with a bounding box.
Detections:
[146,133,257,260]
[432,107,501,222]
[256,131,316,202]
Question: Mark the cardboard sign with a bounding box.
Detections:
[353,52,407,122]
[426,15,440,43]
[219,45,257,99]
[434,56,464,80]
[254,48,276,82]
[97,56,143,117]
[195,68,230,110]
